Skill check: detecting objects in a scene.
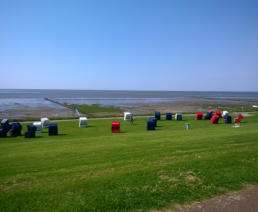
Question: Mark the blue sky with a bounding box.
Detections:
[0,0,258,91]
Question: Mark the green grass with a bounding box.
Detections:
[1,113,258,211]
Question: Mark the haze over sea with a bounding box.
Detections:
[0,89,258,112]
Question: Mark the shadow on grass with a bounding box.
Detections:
[56,133,67,136]
[79,125,93,128]
[111,131,127,134]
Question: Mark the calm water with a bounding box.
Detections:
[0,89,258,111]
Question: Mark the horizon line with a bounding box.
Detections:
[0,88,258,93]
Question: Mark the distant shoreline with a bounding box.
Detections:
[1,88,258,93]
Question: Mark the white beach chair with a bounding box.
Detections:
[79,117,88,127]
[124,112,133,121]
[41,118,49,128]
[222,111,229,118]
[33,122,42,133]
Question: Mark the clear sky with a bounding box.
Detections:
[0,0,258,91]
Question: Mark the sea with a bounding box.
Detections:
[0,89,258,112]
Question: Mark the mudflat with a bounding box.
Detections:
[0,100,257,120]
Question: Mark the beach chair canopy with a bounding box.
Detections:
[222,111,229,118]
[112,122,120,133]
[124,112,133,121]
[216,110,222,117]
[1,119,9,125]
[79,117,88,127]
[41,118,49,128]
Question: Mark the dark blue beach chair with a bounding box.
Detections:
[0,129,7,138]
[205,112,213,120]
[175,114,182,121]
[224,115,232,124]
[147,120,155,130]
[149,117,157,127]
[48,124,58,136]
[166,113,172,120]
[9,123,22,137]
[25,125,37,138]
[1,119,11,133]
[155,112,161,120]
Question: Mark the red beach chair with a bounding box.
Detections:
[211,115,220,124]
[215,110,222,118]
[111,122,120,133]
[196,112,203,120]
[235,114,243,123]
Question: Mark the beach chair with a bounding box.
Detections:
[25,125,37,138]
[149,117,157,127]
[147,120,155,130]
[205,111,213,120]
[79,117,88,127]
[33,122,42,133]
[111,122,120,133]
[0,129,7,138]
[1,119,11,133]
[175,113,182,121]
[124,112,133,123]
[155,112,161,120]
[41,118,49,128]
[215,110,222,118]
[196,112,203,120]
[235,114,243,123]
[9,123,22,137]
[48,124,58,136]
[166,113,172,120]
[224,115,232,124]
[211,115,220,124]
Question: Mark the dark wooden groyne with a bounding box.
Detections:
[44,98,71,110]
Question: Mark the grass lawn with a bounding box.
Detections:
[1,113,258,211]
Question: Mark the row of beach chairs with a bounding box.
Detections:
[195,111,243,124]
[1,111,244,137]
[0,118,58,138]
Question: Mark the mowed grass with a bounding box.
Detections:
[1,114,258,211]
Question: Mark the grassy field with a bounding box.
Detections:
[1,113,258,211]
